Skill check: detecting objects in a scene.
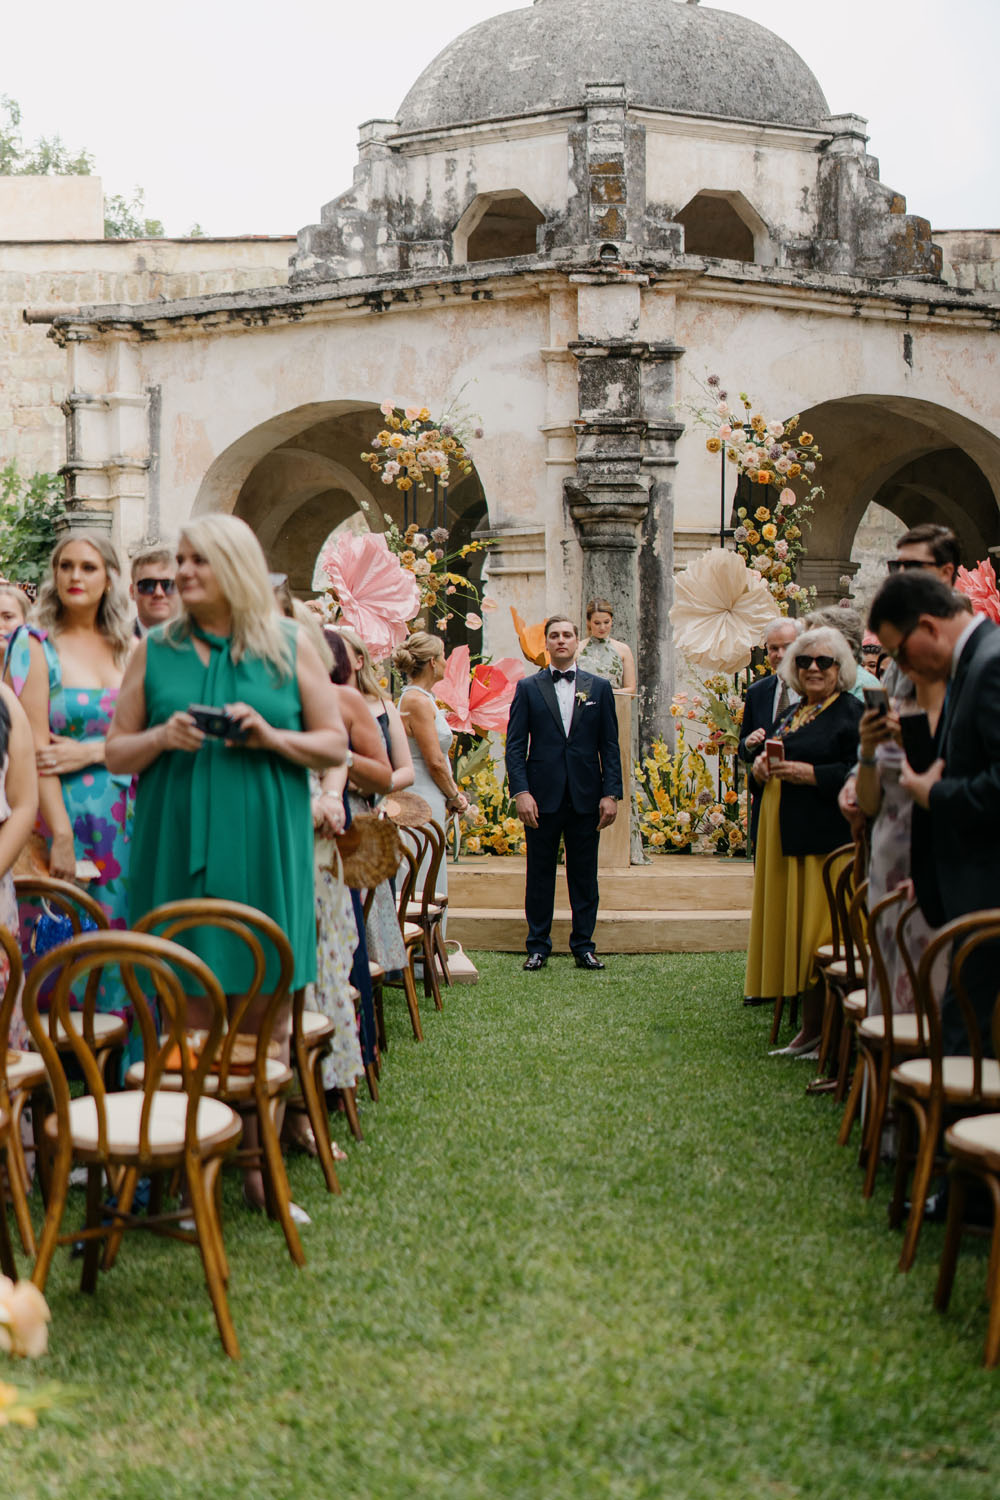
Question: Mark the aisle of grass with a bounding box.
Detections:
[5,952,1000,1498]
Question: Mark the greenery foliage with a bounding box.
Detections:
[0,463,66,585]
[5,953,999,1495]
[103,188,165,241]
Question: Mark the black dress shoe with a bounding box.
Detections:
[523,954,547,971]
[574,952,605,971]
[742,995,768,1007]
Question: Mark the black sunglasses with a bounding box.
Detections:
[795,654,836,672]
[886,558,937,573]
[135,577,176,596]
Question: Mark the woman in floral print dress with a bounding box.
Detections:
[4,533,136,1060]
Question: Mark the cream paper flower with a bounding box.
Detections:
[669,549,780,674]
[0,1277,50,1358]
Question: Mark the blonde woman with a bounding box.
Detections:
[108,516,348,1206]
[4,533,137,1049]
[394,632,468,910]
[0,584,29,644]
[336,625,414,796]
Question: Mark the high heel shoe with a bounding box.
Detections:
[242,1184,312,1226]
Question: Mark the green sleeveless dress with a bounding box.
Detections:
[128,621,316,992]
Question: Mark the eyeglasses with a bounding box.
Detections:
[794,655,836,672]
[886,558,937,573]
[135,578,176,596]
[884,625,916,664]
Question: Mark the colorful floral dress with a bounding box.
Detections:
[308,826,364,1091]
[0,751,26,1052]
[6,625,136,1053]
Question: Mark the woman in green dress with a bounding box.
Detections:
[577,598,637,692]
[107,513,348,1211]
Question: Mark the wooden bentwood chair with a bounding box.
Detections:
[24,929,245,1358]
[0,925,46,1256]
[130,899,308,1268]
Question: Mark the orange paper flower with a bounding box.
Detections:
[511,607,548,667]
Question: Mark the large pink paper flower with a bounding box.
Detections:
[320,532,421,662]
[436,645,525,734]
[955,559,1000,625]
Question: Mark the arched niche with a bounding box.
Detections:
[453,190,546,264]
[676,189,772,265]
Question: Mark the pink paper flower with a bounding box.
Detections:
[436,645,525,734]
[320,532,421,662]
[955,559,1000,624]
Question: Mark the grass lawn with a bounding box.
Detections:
[4,951,1000,1499]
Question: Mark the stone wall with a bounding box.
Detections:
[0,237,293,482]
[936,230,1000,294]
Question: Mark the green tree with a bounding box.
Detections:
[0,463,67,585]
[1,95,165,238]
[103,187,165,239]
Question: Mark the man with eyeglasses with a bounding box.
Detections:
[869,570,1000,1055]
[129,543,179,637]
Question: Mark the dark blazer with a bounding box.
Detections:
[506,667,622,815]
[770,691,862,858]
[739,673,785,848]
[927,619,1000,921]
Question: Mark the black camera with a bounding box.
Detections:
[187,704,249,743]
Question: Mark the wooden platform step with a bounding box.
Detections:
[447,906,751,954]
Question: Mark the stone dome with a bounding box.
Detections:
[397,0,829,134]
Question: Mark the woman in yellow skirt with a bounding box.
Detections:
[744,625,863,1054]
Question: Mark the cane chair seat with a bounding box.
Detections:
[124,1055,293,1099]
[858,1012,924,1046]
[50,1011,128,1048]
[48,1089,240,1159]
[892,1055,1000,1105]
[842,988,867,1020]
[300,1009,336,1043]
[945,1113,1000,1173]
[815,943,836,964]
[6,1048,47,1091]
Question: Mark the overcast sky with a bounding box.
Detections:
[4,0,997,237]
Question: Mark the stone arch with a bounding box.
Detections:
[193,399,491,624]
[453,190,546,264]
[676,190,773,265]
[725,394,1000,604]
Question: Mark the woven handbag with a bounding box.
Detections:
[333,809,402,888]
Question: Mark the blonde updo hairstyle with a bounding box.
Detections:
[778,624,857,696]
[392,630,444,679]
[0,585,30,626]
[169,514,294,676]
[336,625,387,699]
[35,530,133,666]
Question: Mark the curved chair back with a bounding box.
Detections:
[23,928,226,1164]
[15,873,110,932]
[820,843,855,963]
[0,924,25,1091]
[914,910,1000,1101]
[132,898,295,1092]
[864,886,908,1038]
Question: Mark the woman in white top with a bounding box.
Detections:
[394,632,468,904]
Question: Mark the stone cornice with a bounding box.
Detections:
[47,250,1000,345]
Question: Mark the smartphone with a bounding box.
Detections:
[765,738,785,766]
[863,686,889,717]
[187,704,249,742]
[899,710,935,774]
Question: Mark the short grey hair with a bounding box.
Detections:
[130,541,176,580]
[764,617,801,646]
[778,625,857,695]
[805,605,863,663]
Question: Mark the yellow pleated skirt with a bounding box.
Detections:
[744,778,830,1000]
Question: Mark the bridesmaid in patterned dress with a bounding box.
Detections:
[4,533,136,1058]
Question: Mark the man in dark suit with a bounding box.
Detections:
[738,617,801,854]
[870,571,1000,1053]
[506,615,622,971]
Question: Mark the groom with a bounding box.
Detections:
[505,615,622,971]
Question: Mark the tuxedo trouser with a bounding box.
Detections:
[524,794,600,957]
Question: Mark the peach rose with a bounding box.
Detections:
[0,1278,50,1358]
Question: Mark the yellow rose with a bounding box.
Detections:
[650,831,667,847]
[799,432,814,446]
[786,525,801,539]
[705,438,722,454]
[756,470,773,486]
[466,836,481,853]
[397,477,413,492]
[761,523,778,541]
[388,434,405,449]
[788,464,802,478]
[754,506,770,522]
[746,529,760,546]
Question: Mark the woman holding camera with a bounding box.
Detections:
[744,625,862,1055]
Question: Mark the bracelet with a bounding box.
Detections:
[859,756,877,768]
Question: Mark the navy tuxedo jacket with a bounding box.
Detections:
[505,667,623,816]
[926,619,1000,921]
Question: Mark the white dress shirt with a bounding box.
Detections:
[552,668,577,734]
[950,612,986,678]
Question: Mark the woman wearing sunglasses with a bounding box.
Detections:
[743,625,863,1057]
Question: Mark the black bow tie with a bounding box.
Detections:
[551,669,576,683]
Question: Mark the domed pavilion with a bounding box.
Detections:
[49,0,1000,756]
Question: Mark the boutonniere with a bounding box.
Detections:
[575,690,588,706]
